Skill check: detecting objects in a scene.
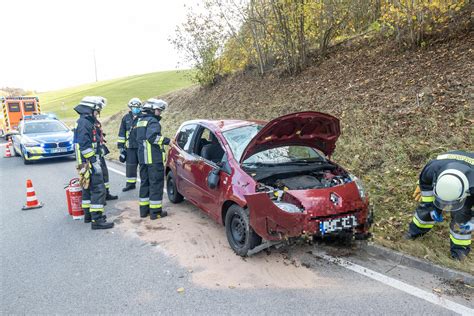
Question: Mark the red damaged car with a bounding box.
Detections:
[166,112,372,256]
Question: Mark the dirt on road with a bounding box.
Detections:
[114,200,336,289]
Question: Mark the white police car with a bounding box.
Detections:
[10,115,75,164]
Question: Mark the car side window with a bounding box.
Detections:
[194,127,225,164]
[176,124,197,152]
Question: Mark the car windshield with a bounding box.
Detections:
[222,124,262,161]
[222,124,325,164]
[23,121,69,134]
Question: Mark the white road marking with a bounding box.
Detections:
[107,163,473,315]
[107,166,130,179]
[107,166,167,192]
[317,252,473,316]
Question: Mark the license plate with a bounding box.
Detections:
[321,215,357,234]
[51,147,68,153]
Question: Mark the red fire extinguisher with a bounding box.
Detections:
[66,178,84,220]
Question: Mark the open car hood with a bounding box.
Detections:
[240,111,340,163]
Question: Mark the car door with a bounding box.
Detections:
[181,126,228,218]
[172,124,200,198]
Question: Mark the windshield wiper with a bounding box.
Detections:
[242,162,277,168]
[278,159,326,165]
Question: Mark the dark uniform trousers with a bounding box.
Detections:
[118,111,140,185]
[81,165,106,219]
[139,163,164,217]
[100,156,110,190]
[408,198,472,258]
[126,148,139,185]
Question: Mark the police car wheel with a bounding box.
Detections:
[166,171,184,204]
[21,146,32,165]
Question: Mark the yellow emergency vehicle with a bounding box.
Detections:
[1,96,41,138]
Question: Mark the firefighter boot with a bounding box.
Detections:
[105,189,118,201]
[150,210,168,220]
[84,208,92,224]
[122,183,136,192]
[140,205,149,218]
[91,212,114,230]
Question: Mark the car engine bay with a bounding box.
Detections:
[249,164,352,192]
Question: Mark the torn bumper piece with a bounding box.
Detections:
[245,187,371,241]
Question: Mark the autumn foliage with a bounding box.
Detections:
[170,0,469,86]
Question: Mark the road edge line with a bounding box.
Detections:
[315,251,474,316]
[363,243,474,286]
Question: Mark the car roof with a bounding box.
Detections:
[23,118,59,123]
[181,119,267,132]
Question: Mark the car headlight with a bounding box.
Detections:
[349,174,366,199]
[23,141,41,147]
[273,201,303,213]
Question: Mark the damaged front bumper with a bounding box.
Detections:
[245,183,372,241]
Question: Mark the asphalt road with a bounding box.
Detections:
[1,145,472,315]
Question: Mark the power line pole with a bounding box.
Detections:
[93,49,98,82]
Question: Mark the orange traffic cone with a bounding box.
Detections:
[4,142,12,158]
[22,179,44,210]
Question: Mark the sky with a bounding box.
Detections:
[0,0,190,92]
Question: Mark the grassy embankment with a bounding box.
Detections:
[129,34,472,273]
[41,35,472,273]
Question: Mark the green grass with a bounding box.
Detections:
[38,70,194,122]
[104,87,473,273]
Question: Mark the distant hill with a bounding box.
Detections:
[39,70,194,120]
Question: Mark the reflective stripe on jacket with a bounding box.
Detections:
[136,114,169,165]
[118,111,139,149]
[74,114,101,164]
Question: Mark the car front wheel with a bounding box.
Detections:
[166,170,184,203]
[225,205,262,256]
[21,146,32,165]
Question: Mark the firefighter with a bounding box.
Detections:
[136,98,170,219]
[74,96,114,230]
[118,98,142,192]
[96,119,118,201]
[406,150,473,260]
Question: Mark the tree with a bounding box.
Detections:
[170,5,227,86]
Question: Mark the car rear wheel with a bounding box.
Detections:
[225,205,262,256]
[166,170,184,203]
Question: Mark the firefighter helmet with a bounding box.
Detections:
[79,96,107,111]
[434,169,469,211]
[128,97,142,109]
[142,98,167,112]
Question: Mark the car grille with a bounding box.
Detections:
[42,143,57,148]
[58,141,70,147]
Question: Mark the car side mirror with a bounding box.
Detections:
[207,167,220,189]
